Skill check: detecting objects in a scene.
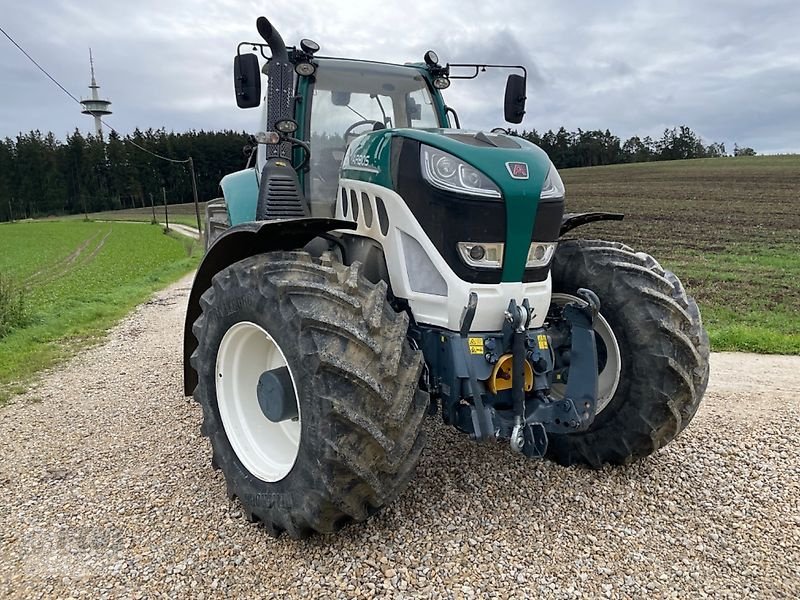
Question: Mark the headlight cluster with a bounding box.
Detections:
[422,145,564,201]
[457,242,504,268]
[457,241,557,269]
[539,162,565,199]
[422,145,562,271]
[526,242,557,267]
[420,145,501,199]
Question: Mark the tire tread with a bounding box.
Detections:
[547,239,710,467]
[192,251,427,537]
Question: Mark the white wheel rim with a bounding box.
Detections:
[550,293,622,414]
[215,321,301,483]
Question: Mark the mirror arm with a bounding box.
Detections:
[448,63,527,83]
[447,65,481,80]
[237,42,272,61]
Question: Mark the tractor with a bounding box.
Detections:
[184,16,710,538]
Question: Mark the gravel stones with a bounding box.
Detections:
[1,275,798,598]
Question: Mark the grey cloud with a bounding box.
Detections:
[0,0,798,153]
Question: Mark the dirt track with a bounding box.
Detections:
[1,275,798,598]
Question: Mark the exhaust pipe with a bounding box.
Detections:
[256,16,289,63]
[253,16,306,220]
[253,16,294,164]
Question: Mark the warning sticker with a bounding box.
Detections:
[537,334,549,350]
[468,337,484,355]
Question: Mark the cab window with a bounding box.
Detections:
[307,60,440,213]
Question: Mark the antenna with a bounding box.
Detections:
[80,48,112,138]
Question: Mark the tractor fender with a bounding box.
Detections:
[560,212,624,237]
[183,217,356,395]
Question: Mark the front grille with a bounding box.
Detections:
[394,138,506,284]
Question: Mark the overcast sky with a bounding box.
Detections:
[1,0,799,154]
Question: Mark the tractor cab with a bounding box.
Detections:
[229,22,528,225]
[303,58,443,214]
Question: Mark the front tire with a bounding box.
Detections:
[190,251,427,537]
[548,240,710,467]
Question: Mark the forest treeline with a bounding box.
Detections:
[510,125,755,168]
[0,125,754,222]
[0,128,250,222]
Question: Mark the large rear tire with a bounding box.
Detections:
[190,251,427,537]
[548,240,710,467]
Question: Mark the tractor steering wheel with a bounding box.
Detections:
[344,120,384,145]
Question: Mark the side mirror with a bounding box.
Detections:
[233,54,262,109]
[504,74,526,124]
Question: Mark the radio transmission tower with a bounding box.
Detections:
[80,48,112,139]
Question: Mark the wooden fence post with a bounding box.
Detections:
[162,187,169,232]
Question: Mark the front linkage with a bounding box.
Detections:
[413,290,601,458]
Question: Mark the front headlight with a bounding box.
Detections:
[421,145,501,199]
[526,242,557,268]
[539,163,565,199]
[457,242,504,268]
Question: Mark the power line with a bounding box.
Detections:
[0,24,190,165]
[1,24,202,231]
[111,128,191,164]
[0,25,82,104]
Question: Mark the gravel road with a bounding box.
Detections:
[1,275,798,599]
[164,223,200,240]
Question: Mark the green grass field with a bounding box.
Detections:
[561,155,800,353]
[0,221,200,401]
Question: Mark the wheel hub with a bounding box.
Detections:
[257,367,298,423]
[215,321,301,483]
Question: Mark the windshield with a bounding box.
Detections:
[308,59,440,208]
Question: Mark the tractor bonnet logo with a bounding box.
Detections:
[506,162,529,180]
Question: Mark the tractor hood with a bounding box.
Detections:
[342,128,553,196]
[340,128,562,282]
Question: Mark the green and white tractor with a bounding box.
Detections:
[184,17,710,538]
